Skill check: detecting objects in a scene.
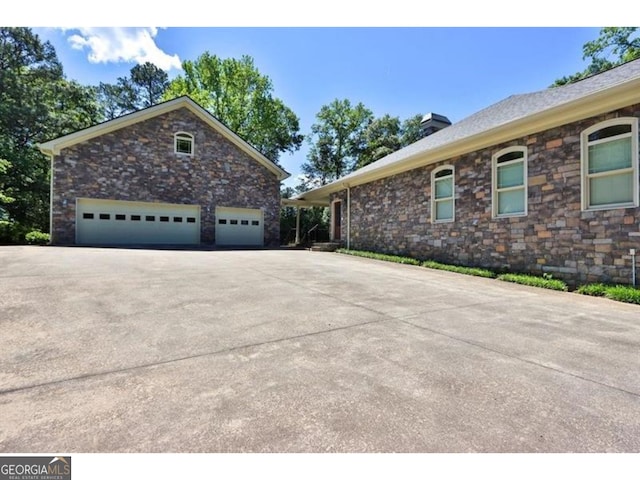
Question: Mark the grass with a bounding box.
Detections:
[497,272,568,291]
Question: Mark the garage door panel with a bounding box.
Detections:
[76,198,200,245]
[215,207,263,246]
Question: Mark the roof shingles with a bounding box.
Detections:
[301,58,640,196]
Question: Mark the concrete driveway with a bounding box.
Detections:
[0,246,639,452]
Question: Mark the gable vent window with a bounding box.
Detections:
[581,117,638,210]
[174,132,194,156]
[492,147,527,218]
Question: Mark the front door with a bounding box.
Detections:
[333,201,341,241]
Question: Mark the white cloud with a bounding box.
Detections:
[66,27,181,71]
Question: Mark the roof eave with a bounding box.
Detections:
[299,77,640,202]
[37,96,290,182]
[281,198,330,207]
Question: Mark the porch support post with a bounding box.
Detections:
[295,207,301,245]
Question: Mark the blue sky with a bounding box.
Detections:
[14,2,607,189]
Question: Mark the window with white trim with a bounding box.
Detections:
[492,146,527,217]
[174,132,194,155]
[431,165,454,222]
[581,117,639,210]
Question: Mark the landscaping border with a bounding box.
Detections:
[335,249,639,305]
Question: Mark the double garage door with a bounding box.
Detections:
[76,199,264,246]
[76,198,200,245]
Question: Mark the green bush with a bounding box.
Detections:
[0,220,28,244]
[604,285,640,304]
[335,249,421,265]
[576,283,640,304]
[336,249,495,277]
[421,260,496,278]
[25,230,50,245]
[337,249,639,303]
[576,283,608,297]
[497,272,568,291]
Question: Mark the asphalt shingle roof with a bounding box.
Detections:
[309,58,640,191]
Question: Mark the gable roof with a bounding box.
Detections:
[38,95,290,181]
[297,58,640,202]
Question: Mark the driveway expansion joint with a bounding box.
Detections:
[399,318,640,399]
[0,317,389,397]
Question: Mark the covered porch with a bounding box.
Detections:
[280,197,334,248]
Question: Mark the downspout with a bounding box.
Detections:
[343,183,351,250]
[48,152,54,244]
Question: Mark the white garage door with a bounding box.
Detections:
[76,198,200,245]
[215,207,263,246]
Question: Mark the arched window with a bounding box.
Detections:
[581,117,638,210]
[492,146,527,217]
[431,165,455,222]
[174,132,194,156]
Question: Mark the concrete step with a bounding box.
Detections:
[310,242,341,252]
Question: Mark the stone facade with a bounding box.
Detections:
[51,108,281,246]
[331,104,640,286]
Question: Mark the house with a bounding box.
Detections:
[295,59,640,285]
[38,96,289,247]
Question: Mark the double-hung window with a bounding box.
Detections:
[431,166,454,222]
[492,147,527,217]
[581,118,638,210]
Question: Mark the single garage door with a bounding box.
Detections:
[76,198,200,245]
[215,207,263,246]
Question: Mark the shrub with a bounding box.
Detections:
[603,285,640,304]
[421,260,496,278]
[0,220,28,244]
[576,283,608,297]
[576,283,640,304]
[25,230,50,245]
[335,249,421,265]
[497,272,568,291]
[336,249,495,277]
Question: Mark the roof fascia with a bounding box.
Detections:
[38,97,290,181]
[299,78,640,201]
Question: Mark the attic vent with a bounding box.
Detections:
[420,113,451,138]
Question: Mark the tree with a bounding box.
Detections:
[130,62,169,108]
[163,52,303,164]
[301,99,373,187]
[97,80,137,120]
[355,113,426,169]
[400,114,425,147]
[357,114,401,169]
[280,186,297,244]
[552,27,640,86]
[0,158,14,219]
[0,27,101,234]
[96,62,168,120]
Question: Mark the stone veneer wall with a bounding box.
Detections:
[331,105,640,286]
[51,108,281,246]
